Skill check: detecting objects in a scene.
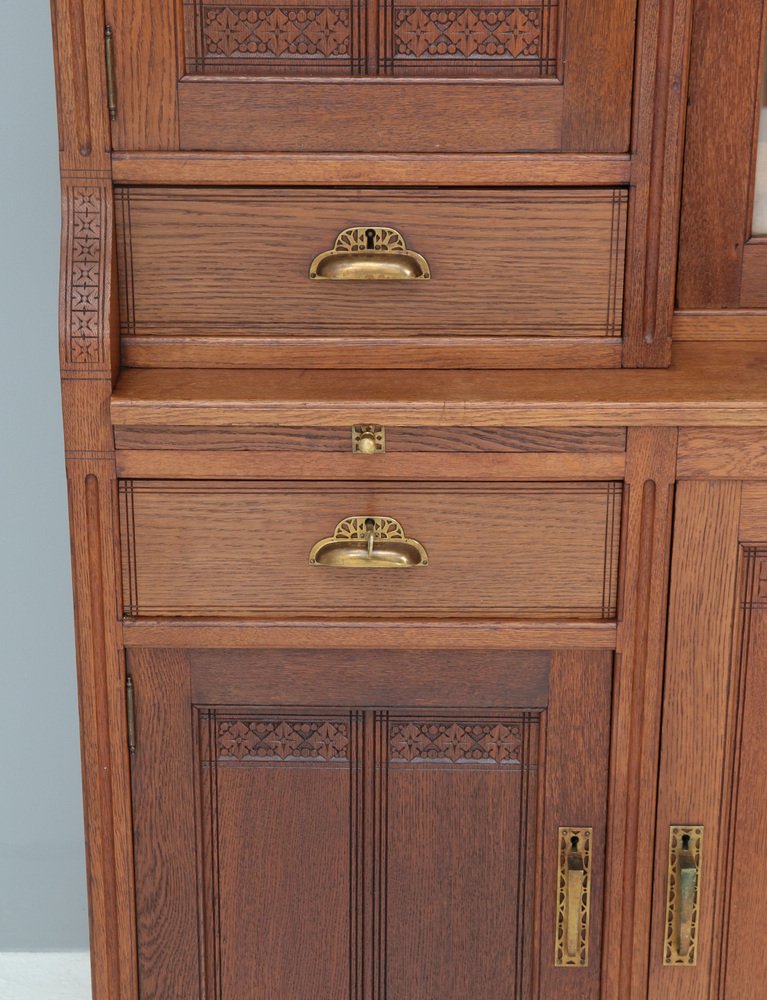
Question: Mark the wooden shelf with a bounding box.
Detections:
[112,342,767,428]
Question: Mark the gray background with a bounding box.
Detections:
[0,0,90,950]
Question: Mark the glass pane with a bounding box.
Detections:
[754,40,767,234]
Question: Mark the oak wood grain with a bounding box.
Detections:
[114,425,628,453]
[676,0,767,308]
[118,480,623,620]
[647,482,742,1000]
[111,152,633,187]
[111,343,767,428]
[678,429,767,479]
[122,619,618,650]
[115,187,628,345]
[603,428,677,1000]
[114,449,627,482]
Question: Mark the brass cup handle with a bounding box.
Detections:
[309,227,430,280]
[309,516,428,568]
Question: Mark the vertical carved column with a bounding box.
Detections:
[51,3,134,999]
[602,428,677,999]
[622,0,694,366]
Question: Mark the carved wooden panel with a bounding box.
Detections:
[184,0,560,78]
[60,183,112,374]
[118,480,623,619]
[196,707,540,999]
[115,187,628,345]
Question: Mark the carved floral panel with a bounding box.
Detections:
[184,0,559,76]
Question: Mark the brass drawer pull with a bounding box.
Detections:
[309,516,428,568]
[309,227,431,280]
[664,826,703,966]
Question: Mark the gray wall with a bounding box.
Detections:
[0,0,90,950]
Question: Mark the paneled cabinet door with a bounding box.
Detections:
[129,647,612,1000]
[105,0,636,152]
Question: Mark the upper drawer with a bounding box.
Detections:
[117,187,628,369]
[118,480,623,620]
[106,0,636,152]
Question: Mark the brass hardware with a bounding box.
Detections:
[126,675,136,755]
[104,25,117,122]
[309,516,428,568]
[664,826,703,966]
[352,425,385,454]
[309,228,431,280]
[555,828,592,967]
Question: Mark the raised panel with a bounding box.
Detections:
[118,480,623,619]
[197,711,359,998]
[131,648,611,1000]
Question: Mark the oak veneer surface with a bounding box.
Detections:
[107,0,635,152]
[116,187,628,343]
[119,480,622,620]
[130,648,612,1000]
[111,343,767,427]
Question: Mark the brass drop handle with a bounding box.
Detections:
[566,835,586,960]
[676,835,698,959]
[663,826,703,966]
[309,227,431,280]
[556,827,591,968]
[309,516,428,568]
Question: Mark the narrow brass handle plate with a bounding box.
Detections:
[309,227,431,280]
[555,828,592,967]
[309,516,428,568]
[664,826,703,966]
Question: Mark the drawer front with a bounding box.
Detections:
[116,187,628,368]
[119,481,623,619]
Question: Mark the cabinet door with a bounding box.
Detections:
[129,647,612,999]
[105,0,636,152]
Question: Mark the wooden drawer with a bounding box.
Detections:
[119,480,623,620]
[116,187,629,369]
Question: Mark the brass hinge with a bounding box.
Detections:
[126,675,136,755]
[104,25,117,121]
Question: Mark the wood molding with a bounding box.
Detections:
[111,152,632,187]
[647,481,743,1000]
[66,462,136,1000]
[622,0,694,366]
[111,343,767,429]
[121,619,618,650]
[603,428,677,1000]
[673,310,767,340]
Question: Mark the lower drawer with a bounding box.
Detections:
[119,480,623,620]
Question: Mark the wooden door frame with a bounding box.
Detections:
[676,0,767,310]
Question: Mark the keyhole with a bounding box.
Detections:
[365,517,376,531]
[681,834,691,851]
[570,835,580,853]
[365,228,376,250]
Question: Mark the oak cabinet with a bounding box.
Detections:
[50,1,767,999]
[130,647,611,1000]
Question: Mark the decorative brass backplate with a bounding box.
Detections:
[309,227,431,280]
[664,826,703,966]
[555,827,592,968]
[352,425,385,454]
[309,516,428,568]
